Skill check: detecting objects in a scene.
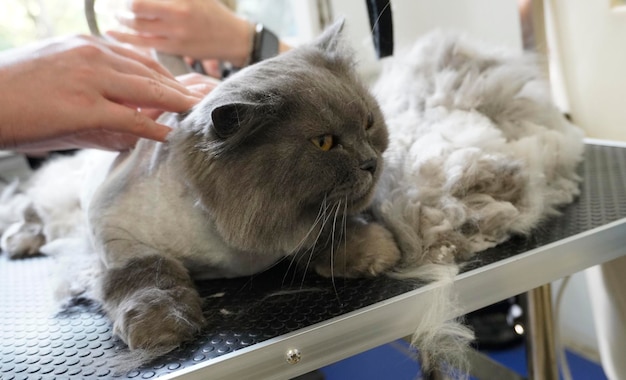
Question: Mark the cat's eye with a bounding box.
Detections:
[311,134,334,151]
[366,112,374,130]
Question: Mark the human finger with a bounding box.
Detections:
[176,72,220,87]
[116,14,169,37]
[13,131,140,152]
[101,54,195,97]
[104,73,201,114]
[105,30,173,54]
[140,108,165,121]
[201,60,222,79]
[99,102,173,142]
[72,131,140,151]
[98,36,175,79]
[176,73,220,96]
[126,0,175,19]
[186,83,216,98]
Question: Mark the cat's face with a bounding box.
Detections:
[171,22,388,255]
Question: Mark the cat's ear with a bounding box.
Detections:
[314,18,345,53]
[210,102,256,139]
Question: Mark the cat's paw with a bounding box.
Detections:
[113,286,205,351]
[315,222,401,278]
[0,204,45,259]
[0,221,45,259]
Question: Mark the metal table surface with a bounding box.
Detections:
[2,140,626,380]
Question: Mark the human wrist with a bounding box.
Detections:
[227,17,254,68]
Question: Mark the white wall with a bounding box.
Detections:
[549,0,626,141]
[328,0,522,80]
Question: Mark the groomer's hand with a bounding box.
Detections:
[0,34,203,152]
[141,73,220,121]
[108,0,253,67]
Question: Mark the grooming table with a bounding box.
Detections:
[2,140,625,380]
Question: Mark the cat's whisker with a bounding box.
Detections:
[297,249,316,289]
[293,196,329,254]
[342,196,348,273]
[334,197,350,299]
[294,196,343,289]
[287,197,333,287]
[321,200,342,248]
[298,199,338,288]
[252,196,332,285]
[329,199,343,301]
[293,199,331,264]
[282,196,329,286]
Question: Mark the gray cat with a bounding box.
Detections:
[82,21,400,358]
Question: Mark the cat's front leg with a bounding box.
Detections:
[100,254,205,352]
[314,217,401,278]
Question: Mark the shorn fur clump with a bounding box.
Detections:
[373,32,583,267]
[371,31,584,377]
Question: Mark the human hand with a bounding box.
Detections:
[0,35,204,152]
[108,0,253,67]
[140,73,220,121]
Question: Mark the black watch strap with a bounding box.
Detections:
[250,24,279,64]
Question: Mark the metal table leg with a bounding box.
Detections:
[524,284,559,380]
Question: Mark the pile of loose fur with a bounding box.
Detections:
[369,31,584,377]
[373,31,583,266]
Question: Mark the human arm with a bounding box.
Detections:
[107,0,290,69]
[0,35,210,152]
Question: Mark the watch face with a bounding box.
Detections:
[259,28,280,61]
[253,24,280,64]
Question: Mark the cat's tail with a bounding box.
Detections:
[390,263,474,379]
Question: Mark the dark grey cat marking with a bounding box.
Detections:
[85,21,400,360]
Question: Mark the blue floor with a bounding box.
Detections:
[319,339,608,379]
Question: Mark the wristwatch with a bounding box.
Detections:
[219,23,279,78]
[250,23,279,64]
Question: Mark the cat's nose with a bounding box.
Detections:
[360,158,377,175]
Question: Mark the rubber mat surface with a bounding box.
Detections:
[1,143,624,379]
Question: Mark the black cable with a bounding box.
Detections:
[365,0,394,58]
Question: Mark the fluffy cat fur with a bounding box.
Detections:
[0,25,584,377]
